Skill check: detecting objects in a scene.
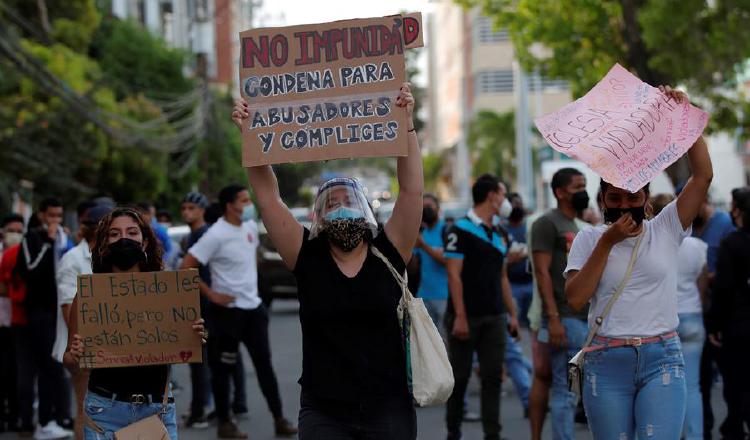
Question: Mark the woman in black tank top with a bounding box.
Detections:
[64,208,206,440]
[232,83,423,440]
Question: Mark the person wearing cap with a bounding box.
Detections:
[54,202,111,439]
[231,83,422,439]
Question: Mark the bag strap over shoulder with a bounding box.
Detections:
[370,246,413,302]
[581,231,644,349]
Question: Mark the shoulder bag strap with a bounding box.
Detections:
[370,246,412,303]
[581,231,644,349]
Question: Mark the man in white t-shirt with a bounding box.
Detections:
[181,184,296,439]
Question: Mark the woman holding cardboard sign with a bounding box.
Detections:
[64,208,207,440]
[232,83,421,439]
[564,87,713,439]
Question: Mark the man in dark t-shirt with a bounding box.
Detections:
[444,174,519,440]
[530,168,588,440]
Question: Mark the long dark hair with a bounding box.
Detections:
[91,207,163,274]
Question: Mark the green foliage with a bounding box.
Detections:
[0,4,204,213]
[457,0,750,133]
[96,19,194,99]
[467,110,515,182]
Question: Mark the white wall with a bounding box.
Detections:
[705,132,746,207]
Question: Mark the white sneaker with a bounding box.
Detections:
[34,421,72,440]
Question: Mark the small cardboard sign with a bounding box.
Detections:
[534,64,709,192]
[238,13,424,166]
[76,270,203,369]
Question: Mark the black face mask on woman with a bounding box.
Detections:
[102,238,146,271]
[603,205,647,226]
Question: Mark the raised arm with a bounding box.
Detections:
[385,83,424,263]
[232,99,304,270]
[658,86,713,229]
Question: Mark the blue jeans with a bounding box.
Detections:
[504,332,531,409]
[511,282,533,328]
[583,333,686,439]
[549,317,588,440]
[83,392,178,440]
[424,298,448,339]
[677,313,705,440]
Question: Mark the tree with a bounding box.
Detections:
[457,0,750,184]
[467,110,516,182]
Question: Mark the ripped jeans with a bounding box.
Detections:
[582,333,686,440]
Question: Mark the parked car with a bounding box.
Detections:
[257,207,312,308]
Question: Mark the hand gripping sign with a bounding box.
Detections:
[534,64,709,192]
[238,13,423,166]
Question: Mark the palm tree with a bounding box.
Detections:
[467,110,516,183]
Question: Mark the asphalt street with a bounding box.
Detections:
[3,301,728,439]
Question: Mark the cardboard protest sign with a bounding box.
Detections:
[238,13,423,166]
[76,270,202,369]
[534,64,709,192]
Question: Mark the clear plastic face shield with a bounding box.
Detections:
[309,178,378,241]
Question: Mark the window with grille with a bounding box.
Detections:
[476,17,509,44]
[475,70,514,94]
[529,78,570,92]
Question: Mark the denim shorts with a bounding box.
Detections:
[83,392,178,440]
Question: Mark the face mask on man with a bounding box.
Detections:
[241,205,256,222]
[2,232,23,248]
[499,198,513,218]
[571,191,590,212]
[422,206,438,225]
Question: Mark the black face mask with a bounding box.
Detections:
[509,207,525,223]
[102,238,146,271]
[693,215,706,229]
[603,205,647,226]
[571,191,590,212]
[422,207,438,225]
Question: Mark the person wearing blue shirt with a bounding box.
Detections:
[414,194,449,334]
[692,196,737,438]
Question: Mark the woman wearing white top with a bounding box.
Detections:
[564,86,713,439]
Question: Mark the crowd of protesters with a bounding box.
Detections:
[0,84,748,440]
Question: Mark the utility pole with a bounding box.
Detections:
[513,61,534,208]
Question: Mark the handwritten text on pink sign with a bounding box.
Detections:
[534,64,708,192]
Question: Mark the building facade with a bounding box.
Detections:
[110,0,254,92]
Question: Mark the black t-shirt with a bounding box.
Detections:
[184,225,211,285]
[15,227,57,313]
[710,229,750,337]
[444,216,507,318]
[89,365,170,397]
[293,228,409,402]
